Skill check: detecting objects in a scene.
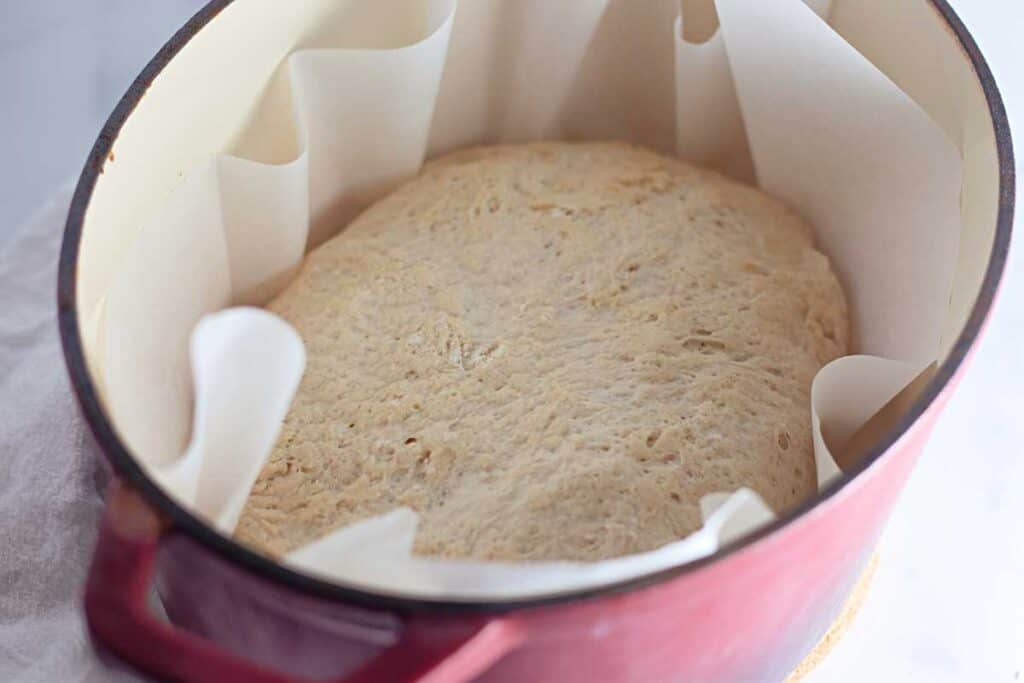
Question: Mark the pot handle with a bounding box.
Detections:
[86,480,524,683]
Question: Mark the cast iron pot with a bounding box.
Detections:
[57,0,1014,681]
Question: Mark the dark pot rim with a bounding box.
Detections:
[57,0,1014,616]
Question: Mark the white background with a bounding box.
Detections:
[0,0,204,244]
[0,1,1021,680]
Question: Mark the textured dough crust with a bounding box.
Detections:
[235,142,849,562]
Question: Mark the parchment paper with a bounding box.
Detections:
[97,0,962,599]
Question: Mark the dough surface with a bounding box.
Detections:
[235,142,849,562]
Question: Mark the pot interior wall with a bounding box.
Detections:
[828,0,1000,361]
[71,0,1001,516]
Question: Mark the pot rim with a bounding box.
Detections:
[57,0,1014,615]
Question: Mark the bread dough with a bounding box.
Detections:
[235,142,849,562]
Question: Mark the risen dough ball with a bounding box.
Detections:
[235,142,849,562]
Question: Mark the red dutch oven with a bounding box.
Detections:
[58,0,1014,681]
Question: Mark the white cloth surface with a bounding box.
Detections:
[0,186,141,683]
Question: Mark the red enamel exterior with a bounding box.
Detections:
[62,0,1013,681]
[84,366,955,682]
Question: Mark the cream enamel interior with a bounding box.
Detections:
[75,0,999,445]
